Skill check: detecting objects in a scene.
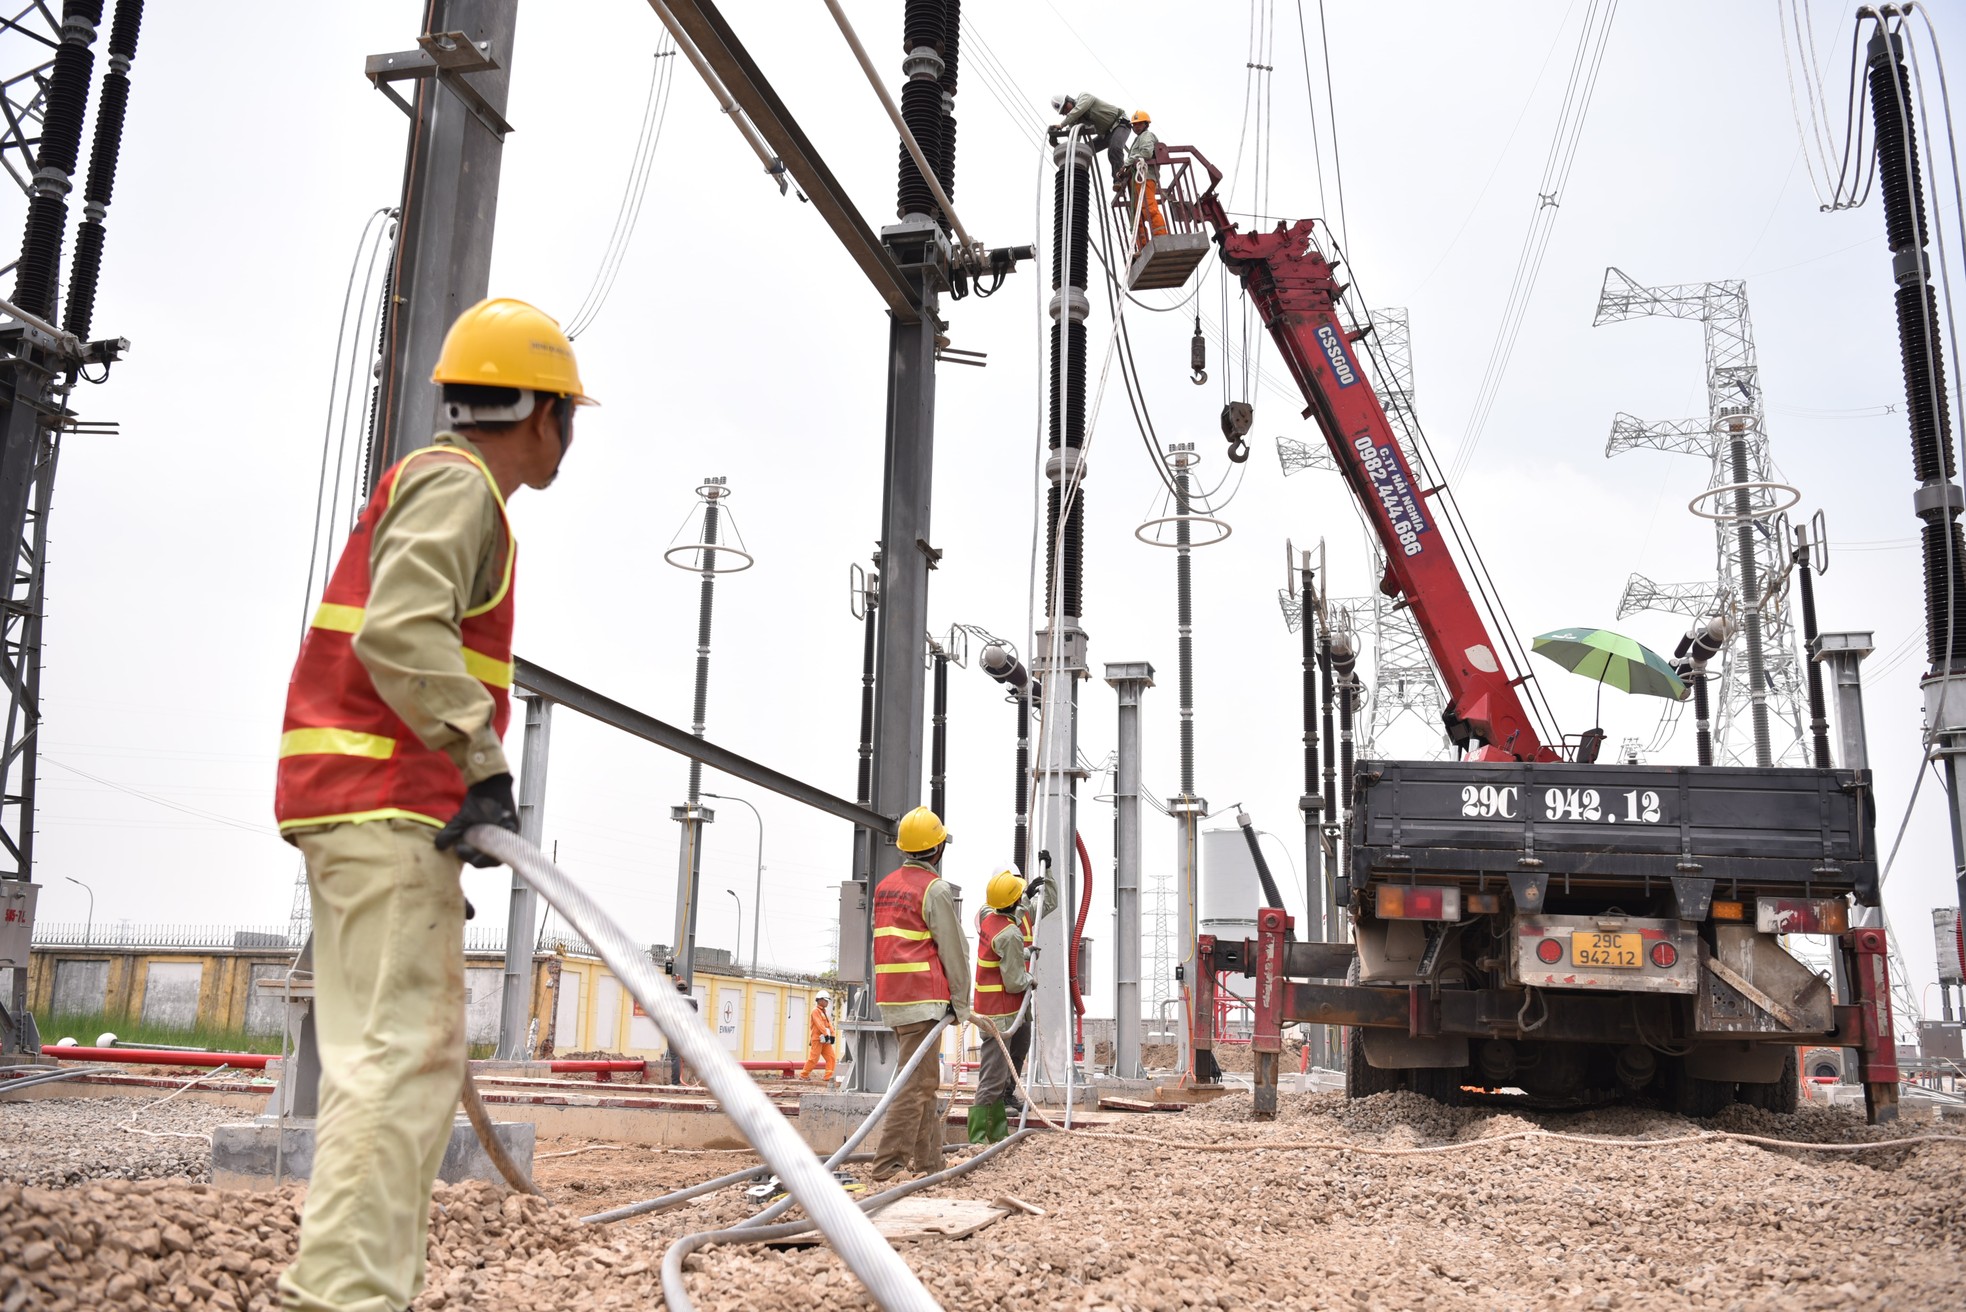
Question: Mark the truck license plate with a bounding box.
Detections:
[1571,932,1642,969]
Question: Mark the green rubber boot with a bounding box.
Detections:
[966,1100,1009,1144]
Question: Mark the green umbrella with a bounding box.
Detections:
[1531,627,1688,725]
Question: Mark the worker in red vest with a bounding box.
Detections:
[799,992,838,1081]
[967,864,1057,1143]
[274,298,593,1312]
[868,806,971,1181]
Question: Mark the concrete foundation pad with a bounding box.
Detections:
[211,1116,534,1191]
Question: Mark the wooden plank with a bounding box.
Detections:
[1098,1096,1188,1113]
[769,1198,1010,1246]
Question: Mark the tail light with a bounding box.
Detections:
[1755,898,1850,935]
[1376,884,1462,922]
[1535,938,1564,964]
[1649,941,1678,968]
[1712,900,1746,921]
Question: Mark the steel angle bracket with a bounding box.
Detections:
[366,31,513,140]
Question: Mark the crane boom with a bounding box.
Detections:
[1137,145,1554,760]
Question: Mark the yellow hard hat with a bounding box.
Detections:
[986,866,1026,910]
[431,297,597,404]
[896,806,949,854]
[1131,109,1151,125]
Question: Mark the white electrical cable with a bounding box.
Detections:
[466,828,937,1312]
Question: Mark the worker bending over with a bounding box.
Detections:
[1125,109,1168,251]
[274,299,593,1312]
[1051,91,1133,174]
[800,992,838,1082]
[967,864,1057,1143]
[869,806,971,1181]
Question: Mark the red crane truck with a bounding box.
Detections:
[1120,145,1898,1124]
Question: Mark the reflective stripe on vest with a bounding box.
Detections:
[872,864,949,1006]
[305,602,515,690]
[973,908,1034,1016]
[275,442,516,833]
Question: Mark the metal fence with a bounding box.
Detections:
[27,922,825,984]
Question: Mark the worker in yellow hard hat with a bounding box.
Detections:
[1125,109,1168,252]
[966,863,1058,1143]
[799,992,839,1082]
[868,806,972,1180]
[276,297,594,1312]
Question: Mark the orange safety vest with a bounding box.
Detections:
[872,863,950,1006]
[973,907,1034,1017]
[275,445,516,832]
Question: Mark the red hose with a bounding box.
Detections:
[1071,832,1094,1049]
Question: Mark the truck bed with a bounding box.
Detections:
[1348,760,1877,904]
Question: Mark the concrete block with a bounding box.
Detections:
[797,1091,885,1153]
[210,1116,534,1191]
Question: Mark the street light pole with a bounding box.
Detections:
[64,877,92,948]
[725,889,742,974]
[702,791,764,976]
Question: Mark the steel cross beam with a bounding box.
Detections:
[512,657,893,834]
[650,0,921,323]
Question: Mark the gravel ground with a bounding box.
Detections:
[0,1096,244,1186]
[4,1090,1964,1309]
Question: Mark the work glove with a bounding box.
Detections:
[1046,124,1064,143]
[822,1035,835,1046]
[435,772,519,868]
[1024,874,1048,905]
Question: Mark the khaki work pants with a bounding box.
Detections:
[871,1019,946,1176]
[278,819,468,1312]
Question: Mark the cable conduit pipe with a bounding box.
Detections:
[733,1012,952,1230]
[465,826,937,1312]
[663,1129,1038,1312]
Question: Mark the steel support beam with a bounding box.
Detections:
[495,693,550,1059]
[651,0,919,322]
[851,221,944,1086]
[370,1,517,487]
[1105,662,1153,1079]
[512,658,891,833]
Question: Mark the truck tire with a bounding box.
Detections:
[1671,1068,1735,1119]
[1407,1063,1464,1107]
[1740,1049,1800,1115]
[1345,1026,1404,1099]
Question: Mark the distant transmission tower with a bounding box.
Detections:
[1146,855,1173,1036]
[1594,271,1808,768]
[1277,308,1446,758]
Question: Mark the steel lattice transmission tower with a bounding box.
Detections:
[1276,308,1446,758]
[1594,270,1808,768]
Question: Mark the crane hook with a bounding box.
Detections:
[1190,315,1207,385]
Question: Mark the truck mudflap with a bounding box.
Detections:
[1210,911,1903,1125]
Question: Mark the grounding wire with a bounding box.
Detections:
[1314,0,1353,260]
[299,206,392,635]
[566,40,676,340]
[1446,0,1620,488]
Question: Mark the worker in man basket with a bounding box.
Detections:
[967,863,1058,1143]
[1125,109,1168,252]
[273,298,594,1312]
[869,805,972,1181]
[800,992,839,1082]
[1050,91,1133,175]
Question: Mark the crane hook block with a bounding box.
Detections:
[1221,400,1254,464]
[1190,318,1208,385]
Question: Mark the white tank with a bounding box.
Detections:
[1200,828,1264,937]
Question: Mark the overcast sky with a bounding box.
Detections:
[10,0,1964,1021]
